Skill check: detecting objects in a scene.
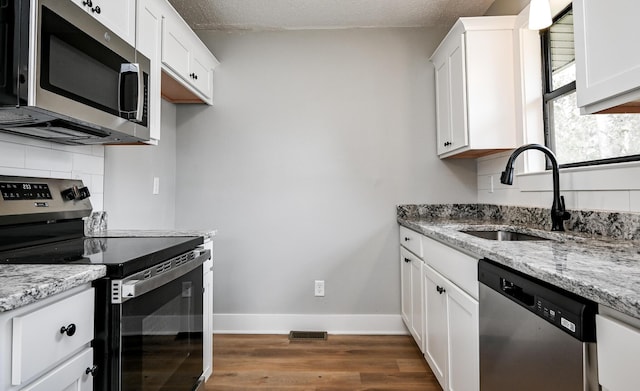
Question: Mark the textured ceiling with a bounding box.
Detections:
[167,0,496,31]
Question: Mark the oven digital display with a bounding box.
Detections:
[0,182,53,201]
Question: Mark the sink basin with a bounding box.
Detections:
[460,230,549,241]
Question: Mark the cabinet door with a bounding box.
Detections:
[448,34,468,153]
[70,0,136,46]
[137,0,162,141]
[12,289,94,386]
[410,255,424,352]
[400,249,412,328]
[433,33,467,155]
[202,240,214,380]
[162,14,192,81]
[20,348,94,391]
[596,314,640,391]
[574,0,640,113]
[446,280,479,391]
[190,52,214,99]
[434,56,451,156]
[400,247,423,350]
[423,265,448,390]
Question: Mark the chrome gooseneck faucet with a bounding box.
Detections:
[500,144,570,231]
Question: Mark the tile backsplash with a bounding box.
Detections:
[0,133,105,210]
[477,151,640,213]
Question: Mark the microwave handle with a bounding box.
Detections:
[118,63,143,122]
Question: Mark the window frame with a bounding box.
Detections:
[541,4,640,169]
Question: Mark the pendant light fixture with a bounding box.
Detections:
[528,0,552,30]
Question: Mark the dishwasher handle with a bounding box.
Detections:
[500,277,535,306]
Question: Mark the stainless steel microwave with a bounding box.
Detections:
[0,0,150,145]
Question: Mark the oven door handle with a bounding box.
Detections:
[113,249,210,303]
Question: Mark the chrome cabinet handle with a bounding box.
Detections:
[404,237,410,241]
[60,323,77,336]
[404,257,411,263]
[436,286,446,294]
[82,0,92,6]
[92,6,101,14]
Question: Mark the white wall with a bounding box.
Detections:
[174,27,478,332]
[103,99,177,229]
[0,133,105,210]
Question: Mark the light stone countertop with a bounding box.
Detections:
[0,264,106,312]
[399,217,640,320]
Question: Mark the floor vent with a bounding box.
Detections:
[288,331,328,341]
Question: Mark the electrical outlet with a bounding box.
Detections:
[314,280,325,297]
[153,177,160,195]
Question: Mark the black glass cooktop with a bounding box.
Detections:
[0,236,203,278]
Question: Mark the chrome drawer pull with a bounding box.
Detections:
[86,365,98,376]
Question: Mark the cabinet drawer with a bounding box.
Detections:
[596,314,640,391]
[11,289,94,386]
[21,348,94,391]
[422,236,478,300]
[400,226,423,258]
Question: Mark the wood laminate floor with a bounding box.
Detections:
[206,334,442,390]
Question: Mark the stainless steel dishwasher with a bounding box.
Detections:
[478,258,598,391]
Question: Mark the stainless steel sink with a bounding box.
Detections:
[460,230,549,241]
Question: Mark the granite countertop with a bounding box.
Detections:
[398,215,640,320]
[0,265,106,312]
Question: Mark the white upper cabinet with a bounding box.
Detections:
[574,0,640,114]
[430,16,518,159]
[160,1,219,104]
[137,0,163,142]
[70,0,136,46]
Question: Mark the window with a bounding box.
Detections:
[542,6,640,167]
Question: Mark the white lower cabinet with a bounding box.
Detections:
[398,226,480,390]
[596,313,640,391]
[424,264,479,391]
[202,239,214,380]
[400,247,424,352]
[20,348,94,391]
[0,285,96,391]
[422,235,479,391]
[423,265,448,386]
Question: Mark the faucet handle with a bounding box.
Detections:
[559,196,571,221]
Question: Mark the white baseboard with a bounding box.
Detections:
[212,313,408,335]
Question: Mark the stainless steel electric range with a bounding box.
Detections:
[0,175,209,391]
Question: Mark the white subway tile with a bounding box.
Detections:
[50,171,73,179]
[25,147,73,172]
[629,191,640,212]
[92,145,105,157]
[72,153,104,175]
[89,193,103,211]
[0,133,52,148]
[71,171,92,189]
[91,174,104,194]
[0,142,26,168]
[51,144,94,155]
[0,167,50,177]
[576,190,630,212]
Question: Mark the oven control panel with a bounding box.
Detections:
[0,182,52,201]
[0,175,92,226]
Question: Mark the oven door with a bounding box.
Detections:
[95,250,208,391]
